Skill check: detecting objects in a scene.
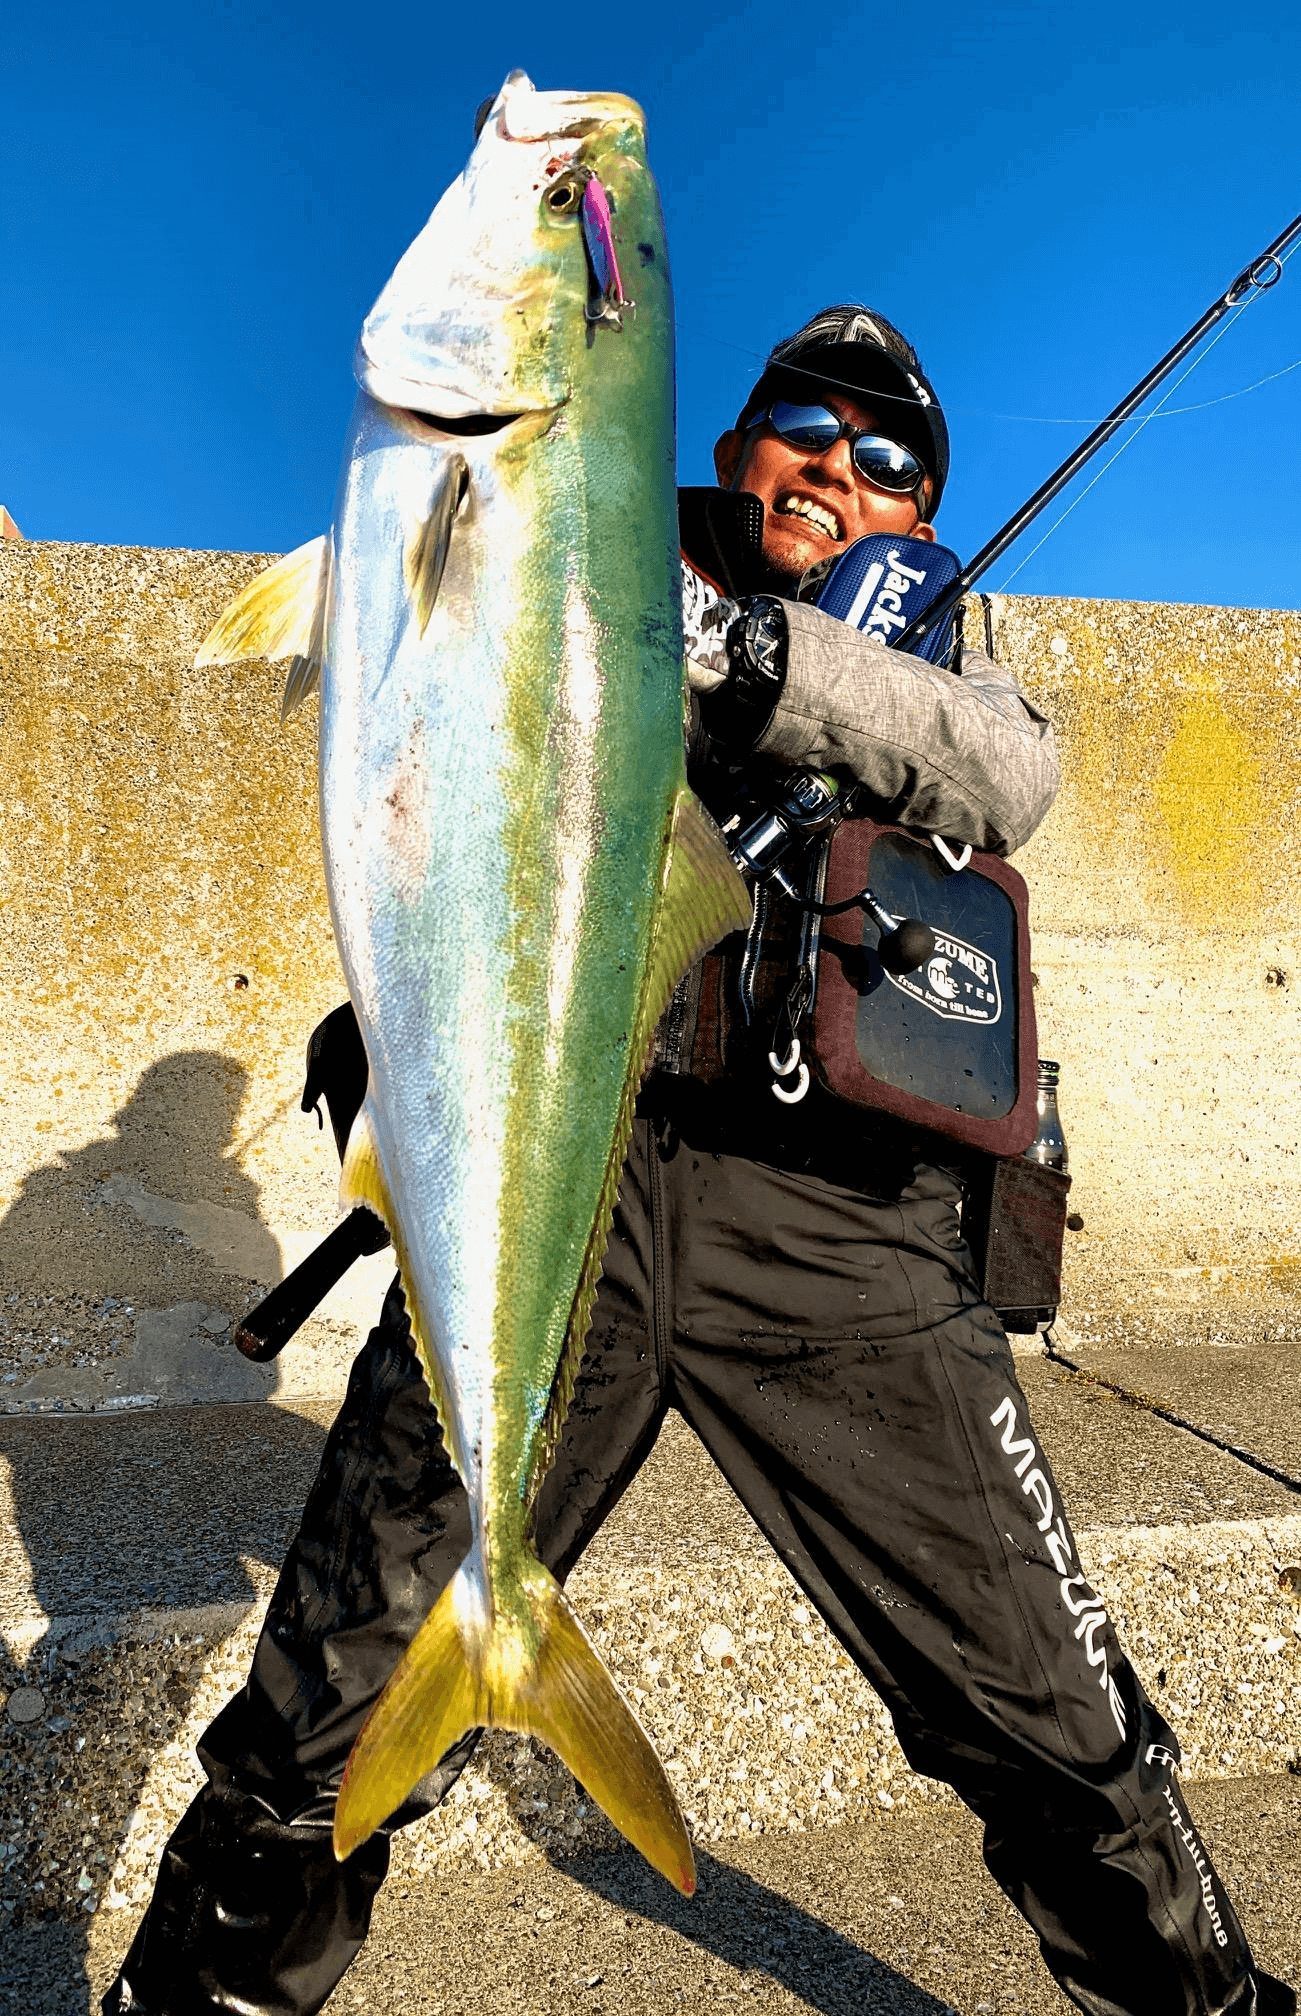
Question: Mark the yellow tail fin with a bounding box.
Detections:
[333,1558,695,1897]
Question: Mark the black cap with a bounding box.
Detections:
[740,305,950,520]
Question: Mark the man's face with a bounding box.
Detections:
[713,386,936,587]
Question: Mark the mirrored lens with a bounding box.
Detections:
[765,401,843,450]
[851,436,923,492]
[762,402,923,493]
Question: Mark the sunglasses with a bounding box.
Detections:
[748,400,927,496]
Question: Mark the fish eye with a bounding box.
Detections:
[473,97,494,140]
[544,171,586,216]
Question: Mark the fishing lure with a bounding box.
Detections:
[581,175,632,329]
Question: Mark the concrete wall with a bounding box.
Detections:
[1,540,1298,1369]
[993,593,1301,1342]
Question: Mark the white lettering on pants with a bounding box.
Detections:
[988,1395,1127,1740]
[1161,1782,1231,1948]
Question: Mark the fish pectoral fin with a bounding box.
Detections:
[334,1561,696,1899]
[194,536,332,716]
[334,1577,482,1862]
[644,788,752,1044]
[405,453,468,636]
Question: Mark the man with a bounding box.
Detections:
[105,308,1291,2016]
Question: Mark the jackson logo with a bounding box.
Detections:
[885,930,1003,1025]
[843,549,930,639]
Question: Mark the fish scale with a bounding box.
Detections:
[196,70,751,1896]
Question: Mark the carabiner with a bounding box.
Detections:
[931,834,972,873]
[768,1037,811,1105]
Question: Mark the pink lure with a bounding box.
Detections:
[580,176,630,324]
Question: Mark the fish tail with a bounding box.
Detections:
[333,1556,696,1897]
[509,1567,697,1895]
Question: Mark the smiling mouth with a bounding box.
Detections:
[776,493,843,543]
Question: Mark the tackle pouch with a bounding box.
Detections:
[808,531,964,664]
[811,818,1040,1155]
[963,1153,1072,1333]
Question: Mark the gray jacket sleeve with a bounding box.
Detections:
[751,597,1059,857]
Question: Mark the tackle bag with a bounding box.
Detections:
[812,817,1040,1155]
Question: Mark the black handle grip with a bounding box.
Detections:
[878,917,936,975]
[234,1207,390,1362]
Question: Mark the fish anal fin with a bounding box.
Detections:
[340,1101,461,1472]
[335,1560,695,1897]
[339,1100,391,1226]
[194,538,331,708]
[404,454,467,637]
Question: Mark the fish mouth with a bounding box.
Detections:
[397,403,564,444]
[403,408,530,436]
[494,79,646,145]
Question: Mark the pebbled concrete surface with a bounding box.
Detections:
[1055,1338,1301,1485]
[22,1770,1287,2016]
[4,1403,1299,1965]
[0,1398,331,1636]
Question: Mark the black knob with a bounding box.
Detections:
[877,918,936,976]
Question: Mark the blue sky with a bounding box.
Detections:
[3,0,1299,608]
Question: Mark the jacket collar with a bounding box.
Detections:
[677,486,778,598]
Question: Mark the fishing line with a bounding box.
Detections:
[688,332,1301,426]
[994,236,1301,590]
[1151,352,1301,415]
[685,210,1301,641]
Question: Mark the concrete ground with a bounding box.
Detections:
[323,1772,1301,2016]
[1,1323,1299,2015]
[1,1773,1296,2014]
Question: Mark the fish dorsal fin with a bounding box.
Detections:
[194,535,331,717]
[531,787,751,1496]
[404,453,467,637]
[340,1098,461,1471]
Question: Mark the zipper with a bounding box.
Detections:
[737,878,770,1027]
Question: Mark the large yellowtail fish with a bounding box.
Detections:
[196,72,750,1894]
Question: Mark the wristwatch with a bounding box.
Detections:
[700,595,789,748]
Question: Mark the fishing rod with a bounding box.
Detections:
[723,209,1301,976]
[895,207,1301,654]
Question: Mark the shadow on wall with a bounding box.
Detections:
[0,1050,281,1311]
[0,1051,329,2010]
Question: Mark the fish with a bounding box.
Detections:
[195,70,751,1896]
